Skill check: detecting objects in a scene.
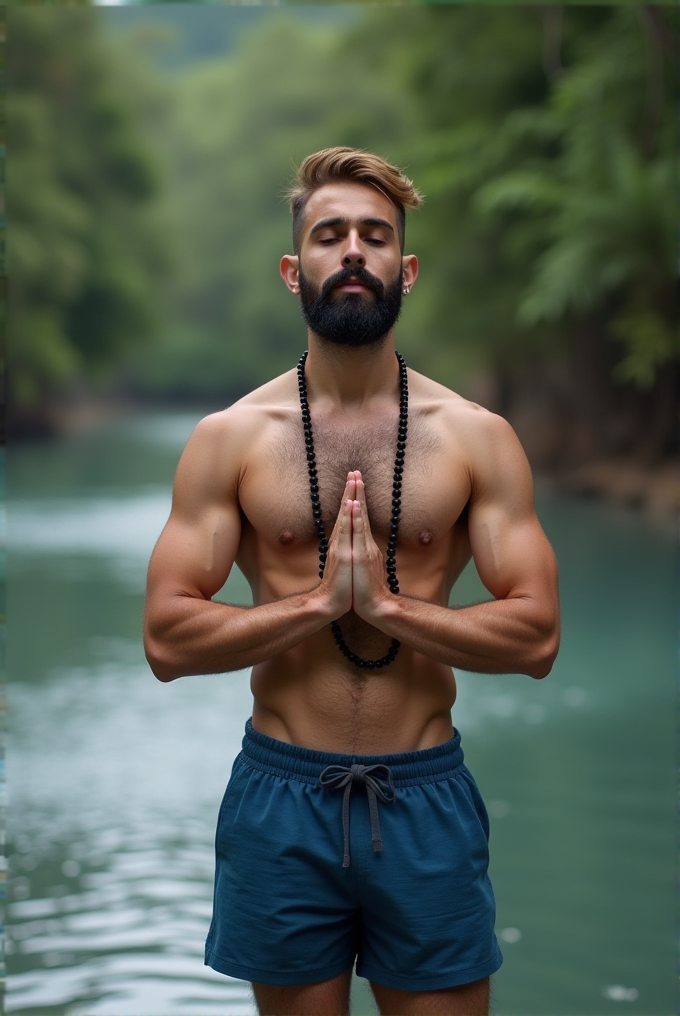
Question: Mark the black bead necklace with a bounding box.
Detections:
[296,349,408,670]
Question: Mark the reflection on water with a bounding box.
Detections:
[11,663,254,1014]
[8,413,676,1015]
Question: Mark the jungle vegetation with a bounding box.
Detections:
[8,4,677,466]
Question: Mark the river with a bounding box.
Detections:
[7,411,676,1015]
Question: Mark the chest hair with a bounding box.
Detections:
[267,412,440,543]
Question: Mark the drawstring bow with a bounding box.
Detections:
[319,763,395,867]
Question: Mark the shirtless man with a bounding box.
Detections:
[144,147,560,1016]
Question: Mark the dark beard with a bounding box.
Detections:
[298,264,403,347]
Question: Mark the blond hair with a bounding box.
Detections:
[286,147,423,253]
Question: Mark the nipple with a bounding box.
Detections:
[279,530,295,546]
[418,530,433,546]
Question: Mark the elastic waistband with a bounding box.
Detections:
[241,719,465,787]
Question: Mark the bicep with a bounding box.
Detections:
[469,505,557,606]
[466,415,558,605]
[148,506,241,602]
[146,417,243,604]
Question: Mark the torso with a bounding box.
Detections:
[222,366,486,754]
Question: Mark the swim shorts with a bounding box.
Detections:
[204,719,503,991]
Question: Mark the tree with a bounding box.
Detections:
[9,7,167,431]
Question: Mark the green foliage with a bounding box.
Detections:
[473,8,677,388]
[12,5,676,418]
[610,306,676,390]
[9,8,167,411]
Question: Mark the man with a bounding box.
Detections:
[144,147,559,1016]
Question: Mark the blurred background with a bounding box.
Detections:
[7,4,677,1015]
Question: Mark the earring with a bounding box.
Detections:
[403,286,410,295]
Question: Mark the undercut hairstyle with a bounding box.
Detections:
[286,147,424,254]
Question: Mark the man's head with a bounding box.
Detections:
[286,147,423,256]
[281,148,423,347]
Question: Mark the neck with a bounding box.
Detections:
[304,332,400,408]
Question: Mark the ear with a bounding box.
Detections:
[280,255,300,294]
[402,254,418,290]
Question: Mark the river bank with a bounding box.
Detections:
[546,457,678,522]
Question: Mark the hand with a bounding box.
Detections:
[348,471,391,621]
[317,474,355,619]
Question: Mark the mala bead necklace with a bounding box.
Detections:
[296,349,408,670]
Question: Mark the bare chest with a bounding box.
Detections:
[240,411,469,548]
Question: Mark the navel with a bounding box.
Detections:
[418,530,433,546]
[279,530,295,546]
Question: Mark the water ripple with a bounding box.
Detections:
[9,664,254,1014]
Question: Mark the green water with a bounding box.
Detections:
[8,412,676,1015]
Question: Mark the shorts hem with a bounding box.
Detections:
[356,950,503,991]
[205,952,355,986]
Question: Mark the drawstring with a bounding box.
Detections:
[319,763,395,867]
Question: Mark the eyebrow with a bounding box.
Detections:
[308,216,395,237]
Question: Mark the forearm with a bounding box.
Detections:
[144,587,332,681]
[368,594,559,678]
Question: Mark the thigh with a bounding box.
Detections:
[370,976,490,1016]
[253,968,352,1016]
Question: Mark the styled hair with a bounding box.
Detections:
[286,147,424,254]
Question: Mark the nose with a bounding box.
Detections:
[342,230,365,268]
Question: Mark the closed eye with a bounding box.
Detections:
[318,235,386,247]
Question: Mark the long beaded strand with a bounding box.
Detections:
[296,350,408,670]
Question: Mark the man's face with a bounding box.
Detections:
[295,183,406,348]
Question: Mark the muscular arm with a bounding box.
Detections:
[143,413,350,681]
[352,413,560,678]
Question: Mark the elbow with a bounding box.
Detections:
[145,646,178,684]
[526,628,560,680]
[149,660,178,684]
[143,628,182,683]
[527,656,554,681]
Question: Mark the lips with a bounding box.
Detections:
[322,267,383,299]
[336,281,371,292]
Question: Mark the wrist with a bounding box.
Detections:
[306,582,345,623]
[356,588,401,627]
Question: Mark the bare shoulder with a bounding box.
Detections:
[409,368,520,446]
[185,370,298,454]
[408,368,531,501]
[174,369,299,504]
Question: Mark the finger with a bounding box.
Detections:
[353,477,373,539]
[331,479,355,535]
[351,500,367,555]
[343,472,357,501]
[321,498,353,614]
[339,498,352,547]
[353,502,383,566]
[354,475,367,510]
[328,499,353,578]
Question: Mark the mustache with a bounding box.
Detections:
[320,265,385,299]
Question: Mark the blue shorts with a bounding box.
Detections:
[204,719,503,991]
